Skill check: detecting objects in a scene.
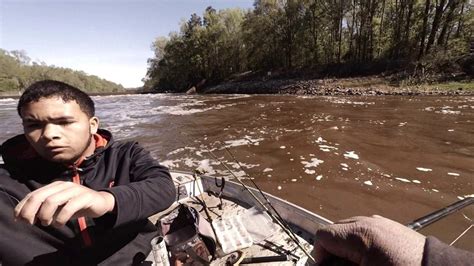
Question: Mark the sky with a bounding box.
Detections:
[0,0,254,88]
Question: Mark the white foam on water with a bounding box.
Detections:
[412,180,421,184]
[344,151,359,160]
[184,158,195,167]
[226,94,252,100]
[398,122,407,127]
[342,168,348,171]
[315,137,326,143]
[153,101,238,115]
[319,145,338,152]
[416,167,432,172]
[437,109,461,115]
[214,169,246,178]
[301,158,324,168]
[447,129,454,132]
[232,170,246,178]
[291,179,297,182]
[395,177,411,183]
[277,186,282,190]
[263,168,273,172]
[280,146,286,149]
[447,172,460,176]
[315,175,323,181]
[432,189,439,192]
[340,163,349,168]
[305,169,316,174]
[229,162,260,169]
[327,98,375,105]
[224,136,264,147]
[161,159,180,168]
[196,159,217,175]
[0,98,16,103]
[167,148,185,155]
[167,147,197,156]
[364,181,373,186]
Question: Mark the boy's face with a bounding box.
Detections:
[20,96,99,164]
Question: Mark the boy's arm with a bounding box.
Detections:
[13,144,176,228]
[102,143,176,227]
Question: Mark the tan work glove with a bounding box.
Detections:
[313,215,426,266]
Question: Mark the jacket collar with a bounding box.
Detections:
[0,129,113,180]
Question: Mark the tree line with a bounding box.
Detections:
[144,0,473,92]
[0,49,124,95]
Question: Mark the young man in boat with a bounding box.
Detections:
[0,80,176,265]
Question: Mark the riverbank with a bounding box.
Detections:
[0,89,139,99]
[201,76,474,96]
[2,77,472,98]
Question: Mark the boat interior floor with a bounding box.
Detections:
[148,192,315,265]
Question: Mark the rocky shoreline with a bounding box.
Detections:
[202,77,474,96]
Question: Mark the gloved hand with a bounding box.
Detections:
[313,215,426,266]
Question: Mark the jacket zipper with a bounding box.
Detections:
[72,166,93,247]
[69,134,108,248]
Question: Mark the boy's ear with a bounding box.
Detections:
[90,117,99,134]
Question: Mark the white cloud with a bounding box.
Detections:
[44,55,148,88]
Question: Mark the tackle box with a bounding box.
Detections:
[212,215,253,254]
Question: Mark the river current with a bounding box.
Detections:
[1,94,473,250]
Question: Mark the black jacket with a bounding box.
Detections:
[422,236,474,266]
[0,129,176,265]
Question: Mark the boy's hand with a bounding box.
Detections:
[14,181,115,227]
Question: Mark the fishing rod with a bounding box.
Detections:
[207,149,313,262]
[407,197,474,231]
[206,149,316,264]
[223,147,302,244]
[450,223,473,246]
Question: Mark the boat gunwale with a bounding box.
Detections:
[170,170,333,235]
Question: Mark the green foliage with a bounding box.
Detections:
[144,7,248,92]
[145,0,474,92]
[0,49,124,94]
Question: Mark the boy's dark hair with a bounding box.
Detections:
[17,80,95,118]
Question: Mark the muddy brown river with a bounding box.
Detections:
[1,94,473,251]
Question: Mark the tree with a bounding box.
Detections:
[0,49,124,94]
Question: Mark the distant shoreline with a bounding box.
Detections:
[201,76,474,96]
[0,90,141,99]
[2,77,473,98]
